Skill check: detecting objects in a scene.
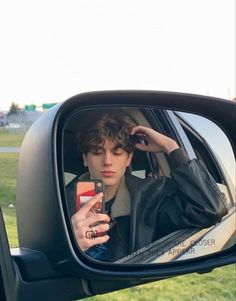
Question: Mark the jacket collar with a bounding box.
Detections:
[111,176,131,218]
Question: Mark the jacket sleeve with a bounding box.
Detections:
[154,149,228,236]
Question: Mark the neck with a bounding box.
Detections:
[104,180,121,202]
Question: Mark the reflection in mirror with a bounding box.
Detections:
[63,106,236,264]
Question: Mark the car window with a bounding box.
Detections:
[176,112,235,207]
[177,113,235,183]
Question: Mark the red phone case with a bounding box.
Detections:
[75,180,103,213]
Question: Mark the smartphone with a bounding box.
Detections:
[75,180,104,213]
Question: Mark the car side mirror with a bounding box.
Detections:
[13,91,236,300]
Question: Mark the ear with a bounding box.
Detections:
[126,152,133,167]
[82,154,88,167]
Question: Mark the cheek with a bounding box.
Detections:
[86,158,101,178]
[118,154,132,170]
[86,156,100,170]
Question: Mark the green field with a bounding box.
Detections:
[86,264,236,301]
[0,128,25,147]
[0,133,235,300]
[0,152,19,247]
[0,153,18,207]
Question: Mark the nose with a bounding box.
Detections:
[103,151,112,166]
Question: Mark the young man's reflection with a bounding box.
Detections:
[67,109,228,262]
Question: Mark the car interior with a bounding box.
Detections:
[62,107,171,186]
[61,106,236,264]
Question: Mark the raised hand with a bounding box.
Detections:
[130,125,179,155]
[71,193,110,251]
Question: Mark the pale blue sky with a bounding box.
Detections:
[0,0,235,111]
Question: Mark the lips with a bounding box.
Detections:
[101,171,115,177]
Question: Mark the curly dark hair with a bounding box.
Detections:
[76,109,138,154]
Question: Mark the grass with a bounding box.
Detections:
[0,153,19,207]
[86,264,236,301]
[0,128,25,147]
[2,208,18,247]
[0,132,236,300]
[0,130,21,247]
[0,152,19,247]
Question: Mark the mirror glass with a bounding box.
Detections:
[63,106,236,264]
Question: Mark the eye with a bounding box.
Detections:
[90,148,104,155]
[92,151,103,156]
[113,148,124,155]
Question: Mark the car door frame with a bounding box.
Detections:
[0,207,15,301]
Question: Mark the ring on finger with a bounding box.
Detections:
[91,227,98,238]
[86,226,98,239]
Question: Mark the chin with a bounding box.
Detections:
[103,178,119,187]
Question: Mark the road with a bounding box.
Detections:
[0,147,21,153]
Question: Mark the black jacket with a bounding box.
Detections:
[66,149,228,261]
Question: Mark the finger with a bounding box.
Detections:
[72,211,110,237]
[78,192,103,216]
[130,125,147,135]
[72,213,110,232]
[71,214,87,231]
[74,223,110,251]
[71,209,87,223]
[135,143,149,151]
[93,234,110,244]
[85,235,110,249]
[86,213,110,226]
[93,222,110,234]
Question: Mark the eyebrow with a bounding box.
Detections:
[89,143,124,151]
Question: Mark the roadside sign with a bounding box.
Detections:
[42,103,57,110]
[24,105,36,111]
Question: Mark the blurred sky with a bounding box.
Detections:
[0,0,235,111]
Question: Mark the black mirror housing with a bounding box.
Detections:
[16,91,236,284]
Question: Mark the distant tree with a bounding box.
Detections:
[8,102,20,114]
